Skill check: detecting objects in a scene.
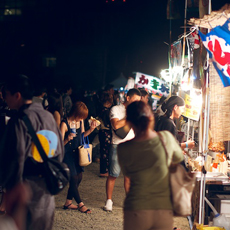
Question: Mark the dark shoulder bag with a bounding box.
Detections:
[22,114,70,195]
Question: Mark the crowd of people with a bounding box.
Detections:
[0,74,195,230]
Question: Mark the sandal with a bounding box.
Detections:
[63,203,78,210]
[78,205,91,214]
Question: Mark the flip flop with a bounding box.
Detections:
[78,205,91,214]
[63,203,78,210]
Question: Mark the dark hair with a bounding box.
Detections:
[62,83,72,93]
[34,85,47,97]
[3,74,34,100]
[104,84,114,91]
[161,96,185,118]
[100,91,113,105]
[47,92,63,118]
[69,101,88,120]
[126,88,141,98]
[126,101,154,132]
[139,88,148,97]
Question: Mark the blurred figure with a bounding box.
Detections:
[104,84,114,96]
[139,88,149,104]
[125,76,135,91]
[118,101,184,230]
[113,90,120,105]
[47,91,63,127]
[62,84,73,118]
[0,183,31,230]
[103,88,141,212]
[98,92,113,177]
[0,74,64,230]
[32,85,48,109]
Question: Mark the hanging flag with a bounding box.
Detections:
[199,19,230,87]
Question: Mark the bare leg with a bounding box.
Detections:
[5,183,31,230]
[0,191,6,213]
[64,199,78,209]
[106,175,116,200]
[78,202,91,214]
[124,176,130,194]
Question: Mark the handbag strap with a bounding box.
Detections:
[22,114,49,163]
[158,132,170,167]
[80,133,90,146]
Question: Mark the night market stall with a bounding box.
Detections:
[187,3,230,229]
[159,3,230,229]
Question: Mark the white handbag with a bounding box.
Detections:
[158,132,196,216]
[78,134,92,167]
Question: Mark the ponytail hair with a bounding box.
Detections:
[161,96,185,118]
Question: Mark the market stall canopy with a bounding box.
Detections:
[109,73,127,89]
[188,4,230,29]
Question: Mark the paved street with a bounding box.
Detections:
[53,162,190,230]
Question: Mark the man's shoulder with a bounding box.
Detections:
[111,103,125,111]
[110,104,125,119]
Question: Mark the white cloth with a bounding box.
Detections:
[0,216,18,230]
[110,104,135,145]
[125,78,135,90]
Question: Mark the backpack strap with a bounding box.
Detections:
[22,114,48,163]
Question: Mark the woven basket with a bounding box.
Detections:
[209,62,230,142]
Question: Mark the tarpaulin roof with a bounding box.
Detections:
[188,4,230,29]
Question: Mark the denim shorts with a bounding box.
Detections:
[108,144,120,177]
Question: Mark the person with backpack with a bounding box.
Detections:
[0,74,64,230]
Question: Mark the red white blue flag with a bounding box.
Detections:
[199,19,230,87]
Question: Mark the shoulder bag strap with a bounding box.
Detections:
[22,114,49,163]
[158,132,170,167]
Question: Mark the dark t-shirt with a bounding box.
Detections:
[155,116,178,139]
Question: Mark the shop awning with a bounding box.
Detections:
[188,4,230,29]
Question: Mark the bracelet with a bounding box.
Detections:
[185,142,188,148]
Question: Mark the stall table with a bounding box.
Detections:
[192,172,230,229]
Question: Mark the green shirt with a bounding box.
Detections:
[117,131,183,211]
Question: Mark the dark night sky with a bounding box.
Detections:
[0,0,229,90]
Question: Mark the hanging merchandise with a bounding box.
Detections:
[170,40,182,68]
[186,30,200,66]
[199,18,230,87]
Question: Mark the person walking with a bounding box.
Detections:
[117,101,184,230]
[0,74,64,230]
[103,88,141,212]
